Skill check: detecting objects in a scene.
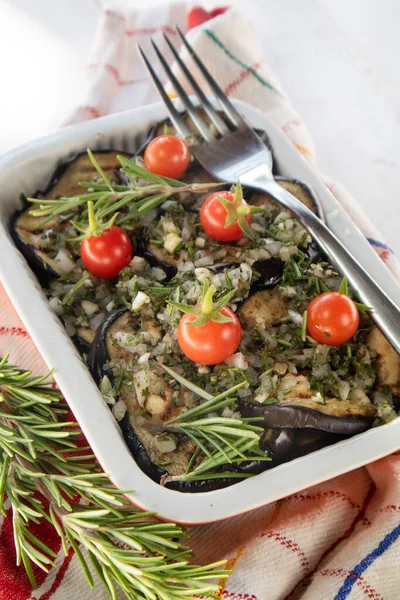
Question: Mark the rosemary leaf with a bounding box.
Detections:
[0,355,228,598]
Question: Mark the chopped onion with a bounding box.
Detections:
[337,380,350,401]
[49,297,63,316]
[194,267,211,282]
[54,249,75,275]
[150,267,167,281]
[82,301,99,317]
[155,435,176,454]
[134,370,150,407]
[312,363,330,379]
[279,245,298,262]
[100,375,112,394]
[132,291,150,312]
[288,310,302,327]
[194,256,214,268]
[106,300,115,312]
[112,399,127,422]
[64,317,76,337]
[138,352,150,365]
[89,312,106,331]
[226,353,248,370]
[130,256,147,273]
[179,261,194,273]
[164,232,182,253]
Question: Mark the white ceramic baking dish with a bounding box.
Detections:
[1,99,400,525]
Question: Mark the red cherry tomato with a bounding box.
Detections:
[200,191,251,242]
[177,307,242,365]
[210,7,229,17]
[187,7,210,30]
[307,292,360,345]
[187,6,228,30]
[80,225,132,279]
[144,135,190,179]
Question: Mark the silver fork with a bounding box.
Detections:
[138,28,400,354]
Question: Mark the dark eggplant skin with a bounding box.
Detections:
[251,258,284,291]
[293,429,347,457]
[10,209,60,283]
[235,429,295,475]
[137,239,178,280]
[238,401,373,435]
[88,307,131,381]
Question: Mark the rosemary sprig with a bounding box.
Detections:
[160,366,269,485]
[28,151,224,230]
[0,354,229,598]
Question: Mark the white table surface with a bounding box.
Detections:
[1,0,399,254]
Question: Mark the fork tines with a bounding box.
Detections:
[137,26,244,142]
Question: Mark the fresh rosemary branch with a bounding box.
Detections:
[27,151,224,230]
[0,355,229,598]
[160,366,270,485]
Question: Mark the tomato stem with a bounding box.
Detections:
[87,201,98,235]
[168,282,237,327]
[202,284,216,316]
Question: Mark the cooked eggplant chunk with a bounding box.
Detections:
[12,151,127,278]
[240,288,287,329]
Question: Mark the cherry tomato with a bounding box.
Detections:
[187,6,228,30]
[200,191,251,242]
[144,135,190,179]
[307,292,360,345]
[177,307,242,365]
[80,225,133,279]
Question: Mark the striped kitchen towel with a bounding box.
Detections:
[1,2,400,599]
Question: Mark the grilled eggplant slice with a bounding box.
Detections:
[239,373,375,435]
[88,309,266,491]
[11,151,127,278]
[239,402,373,435]
[37,150,127,200]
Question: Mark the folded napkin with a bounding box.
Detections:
[1,3,400,599]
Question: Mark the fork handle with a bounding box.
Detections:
[254,178,400,354]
